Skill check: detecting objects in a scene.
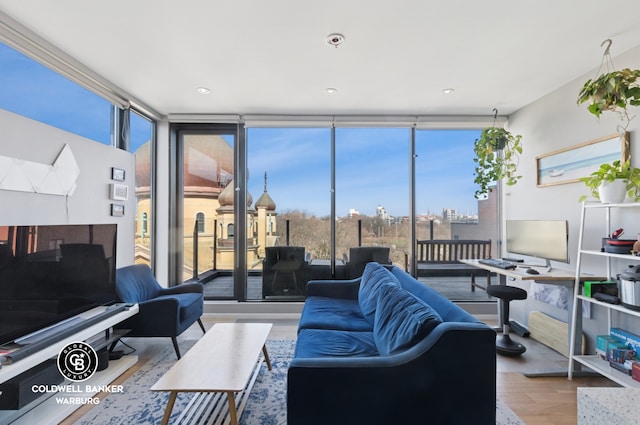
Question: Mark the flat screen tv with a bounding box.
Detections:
[505,220,569,270]
[0,224,118,346]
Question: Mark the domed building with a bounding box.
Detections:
[255,172,278,256]
[134,135,276,274]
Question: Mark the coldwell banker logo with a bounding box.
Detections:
[57,341,98,382]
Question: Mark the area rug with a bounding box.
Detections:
[76,339,523,425]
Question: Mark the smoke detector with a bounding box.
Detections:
[326,33,345,47]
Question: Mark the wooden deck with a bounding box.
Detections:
[201,274,495,302]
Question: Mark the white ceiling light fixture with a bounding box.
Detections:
[325,88,337,94]
[442,88,455,94]
[326,33,345,47]
[196,87,211,95]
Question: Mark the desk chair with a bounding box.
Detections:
[486,285,527,356]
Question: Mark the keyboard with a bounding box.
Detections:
[478,258,517,269]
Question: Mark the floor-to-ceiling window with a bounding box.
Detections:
[415,129,499,301]
[246,127,331,300]
[335,127,411,270]
[169,122,500,305]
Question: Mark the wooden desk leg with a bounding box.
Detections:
[161,391,178,425]
[227,391,238,425]
[262,344,272,370]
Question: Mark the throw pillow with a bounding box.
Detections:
[373,284,442,355]
[358,262,400,325]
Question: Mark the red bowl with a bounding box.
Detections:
[607,239,635,246]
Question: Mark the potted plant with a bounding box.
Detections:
[473,127,523,198]
[578,159,640,203]
[577,68,640,130]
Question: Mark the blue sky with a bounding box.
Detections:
[247,128,482,217]
[0,43,113,144]
[1,41,483,218]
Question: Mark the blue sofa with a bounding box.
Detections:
[288,262,496,425]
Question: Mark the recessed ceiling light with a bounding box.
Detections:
[196,87,211,95]
[325,88,337,94]
[442,88,455,94]
[326,33,345,47]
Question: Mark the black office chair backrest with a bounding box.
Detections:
[347,246,390,278]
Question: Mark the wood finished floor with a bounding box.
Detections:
[61,315,617,425]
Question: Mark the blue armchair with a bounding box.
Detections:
[114,264,205,359]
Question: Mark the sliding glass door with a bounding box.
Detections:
[175,126,237,298]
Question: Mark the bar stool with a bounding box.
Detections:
[486,285,527,356]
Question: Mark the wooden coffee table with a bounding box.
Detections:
[151,322,272,425]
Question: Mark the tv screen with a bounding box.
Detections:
[0,224,117,346]
[506,220,569,264]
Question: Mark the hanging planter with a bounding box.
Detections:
[473,110,523,198]
[577,39,640,131]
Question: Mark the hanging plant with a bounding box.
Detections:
[577,39,640,131]
[473,120,523,199]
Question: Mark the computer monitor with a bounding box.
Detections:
[505,220,569,270]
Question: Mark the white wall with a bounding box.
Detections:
[504,45,640,342]
[0,109,135,267]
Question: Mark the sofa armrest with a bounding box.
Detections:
[305,277,361,299]
[159,282,204,296]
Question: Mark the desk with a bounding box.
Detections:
[461,259,576,335]
[460,259,577,282]
[460,259,600,377]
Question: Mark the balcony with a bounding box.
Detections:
[200,273,496,303]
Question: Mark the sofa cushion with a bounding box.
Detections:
[390,267,479,323]
[295,328,379,358]
[358,262,400,325]
[298,296,372,332]
[373,284,443,355]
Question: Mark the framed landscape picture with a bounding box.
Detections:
[536,132,630,187]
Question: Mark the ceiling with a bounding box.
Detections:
[1,1,640,118]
